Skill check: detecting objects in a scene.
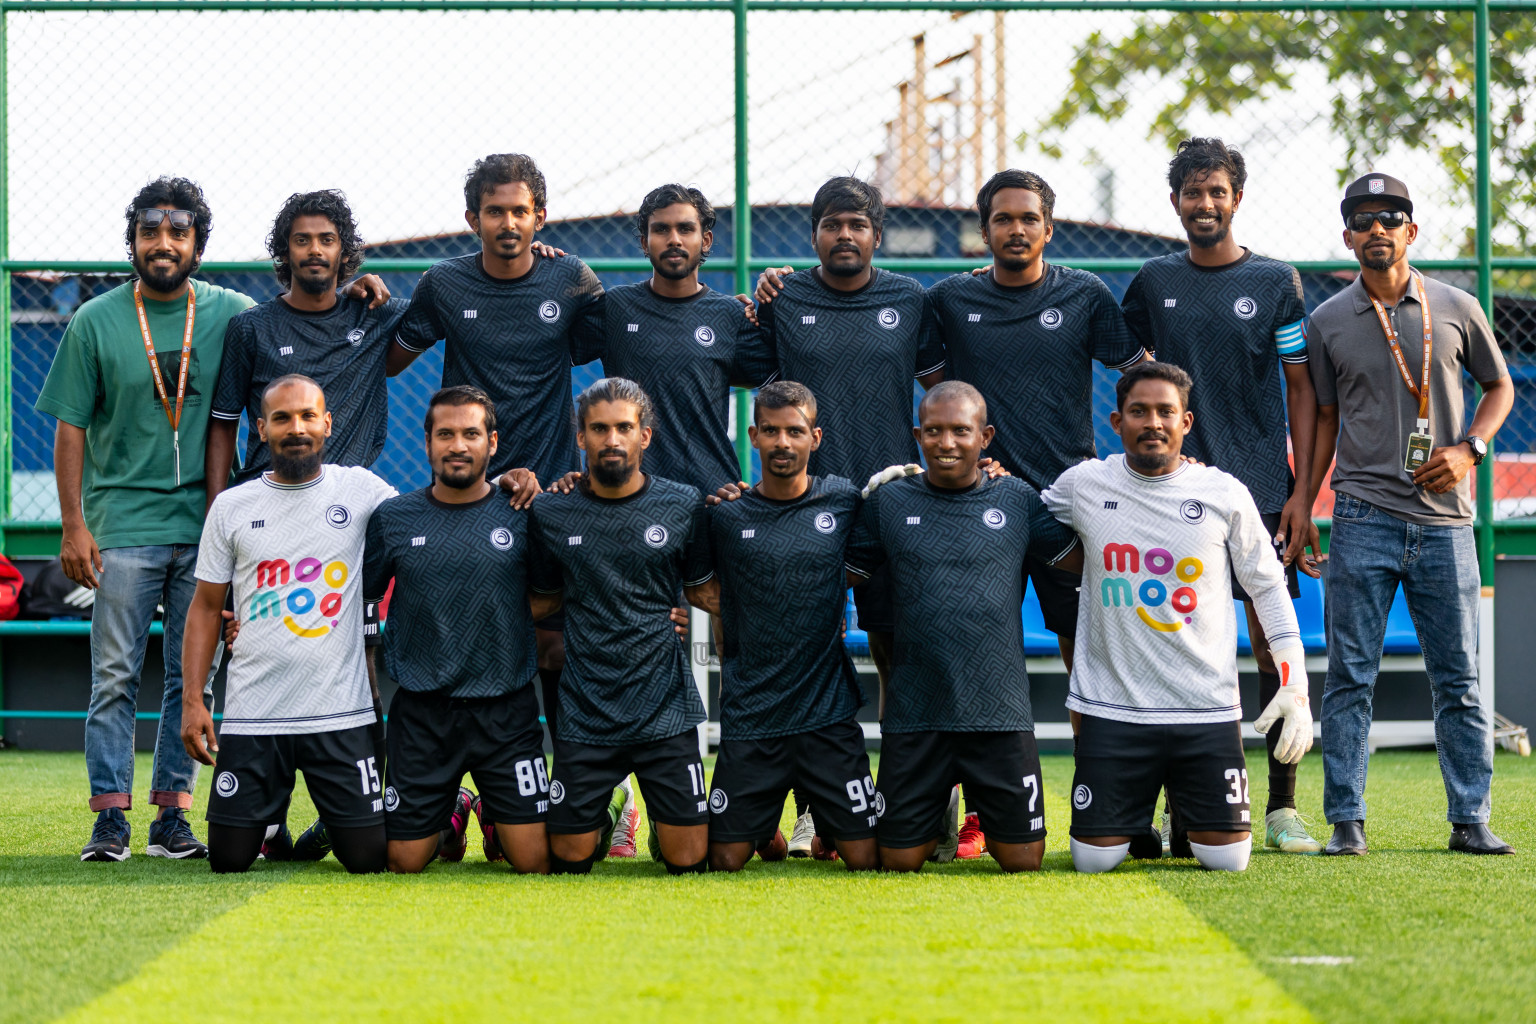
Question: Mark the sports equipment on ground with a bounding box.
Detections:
[436,787,473,863]
[788,810,816,858]
[609,777,639,858]
[957,813,986,860]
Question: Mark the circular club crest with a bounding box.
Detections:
[1039,307,1063,330]
[346,327,366,347]
[709,789,729,814]
[1233,296,1258,320]
[1072,784,1093,810]
[983,508,1007,530]
[490,527,514,550]
[876,307,901,330]
[384,786,400,812]
[644,524,669,548]
[549,780,566,805]
[693,325,716,347]
[814,512,837,534]
[1180,499,1207,525]
[874,791,887,818]
[538,300,561,323]
[326,505,351,530]
[215,771,239,798]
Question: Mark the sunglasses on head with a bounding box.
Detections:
[137,208,195,231]
[1347,209,1408,232]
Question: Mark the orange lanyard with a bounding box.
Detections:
[1367,270,1432,431]
[133,280,196,484]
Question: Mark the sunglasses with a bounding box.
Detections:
[137,208,195,231]
[1348,209,1409,232]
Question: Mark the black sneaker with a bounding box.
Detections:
[292,819,333,861]
[81,808,131,862]
[260,823,296,861]
[147,808,209,859]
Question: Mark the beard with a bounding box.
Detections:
[270,437,324,480]
[822,246,867,277]
[1186,214,1230,249]
[133,249,196,294]
[1361,241,1401,271]
[1126,450,1174,473]
[294,262,335,295]
[764,453,803,478]
[652,248,702,281]
[590,449,637,488]
[436,458,485,489]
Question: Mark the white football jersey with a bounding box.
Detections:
[195,466,397,735]
[1042,455,1300,725]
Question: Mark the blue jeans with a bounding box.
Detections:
[85,544,216,812]
[1321,493,1493,825]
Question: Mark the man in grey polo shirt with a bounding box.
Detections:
[1305,172,1514,857]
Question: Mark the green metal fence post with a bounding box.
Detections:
[733,0,752,480]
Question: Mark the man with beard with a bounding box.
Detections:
[528,378,714,875]
[180,375,397,874]
[1119,138,1324,855]
[1304,174,1514,857]
[39,178,253,862]
[1042,362,1313,875]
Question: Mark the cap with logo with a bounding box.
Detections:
[1340,172,1413,221]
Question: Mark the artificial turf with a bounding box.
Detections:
[2,747,1532,1023]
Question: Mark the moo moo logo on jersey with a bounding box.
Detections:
[250,555,351,639]
[1099,543,1203,633]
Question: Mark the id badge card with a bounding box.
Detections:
[1405,431,1434,473]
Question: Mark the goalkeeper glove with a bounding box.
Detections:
[862,464,922,498]
[1253,643,1313,764]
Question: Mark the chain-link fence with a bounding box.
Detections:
[4,1,1534,541]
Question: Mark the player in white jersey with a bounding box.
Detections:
[1042,362,1314,873]
[181,375,397,873]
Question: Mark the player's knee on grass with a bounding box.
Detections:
[1070,837,1130,874]
[549,851,598,874]
[208,824,265,874]
[879,841,937,872]
[655,822,708,868]
[387,836,440,874]
[331,825,387,874]
[663,855,709,875]
[549,829,601,866]
[709,842,755,872]
[835,837,879,871]
[496,822,550,875]
[988,839,1044,873]
[1188,831,1251,873]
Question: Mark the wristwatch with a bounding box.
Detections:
[1466,436,1488,465]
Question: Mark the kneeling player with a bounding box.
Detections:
[181,376,396,873]
[687,382,878,871]
[529,378,713,874]
[848,382,1079,873]
[364,387,553,874]
[1042,362,1313,873]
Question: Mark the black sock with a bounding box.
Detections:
[663,855,709,875]
[1259,669,1296,814]
[538,668,561,741]
[207,824,265,874]
[330,824,388,874]
[793,789,810,817]
[549,851,596,875]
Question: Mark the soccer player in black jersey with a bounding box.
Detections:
[686,382,877,872]
[847,381,1079,873]
[528,378,713,875]
[1120,138,1323,854]
[364,387,554,875]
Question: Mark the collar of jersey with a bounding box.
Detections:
[473,251,543,286]
[580,474,652,504]
[921,473,987,496]
[749,476,818,506]
[644,282,710,305]
[1119,456,1190,485]
[809,266,879,298]
[985,262,1052,294]
[276,293,350,318]
[424,484,499,510]
[261,466,327,490]
[1183,247,1252,274]
[1348,269,1425,314]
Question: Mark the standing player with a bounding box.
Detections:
[846,382,1080,873]
[365,386,553,875]
[528,378,713,874]
[686,382,877,871]
[180,376,396,874]
[1042,362,1313,873]
[1119,138,1323,854]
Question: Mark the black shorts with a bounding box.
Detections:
[875,730,1046,848]
[708,719,876,845]
[1229,511,1301,602]
[1028,556,1082,638]
[1069,714,1250,837]
[206,725,384,829]
[384,684,548,841]
[852,563,895,634]
[548,730,706,834]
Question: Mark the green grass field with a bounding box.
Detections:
[3,747,1533,1023]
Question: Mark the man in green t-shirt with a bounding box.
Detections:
[36,177,388,863]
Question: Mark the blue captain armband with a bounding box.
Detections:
[1275,318,1308,364]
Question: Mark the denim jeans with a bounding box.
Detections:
[1321,493,1493,825]
[85,544,217,812]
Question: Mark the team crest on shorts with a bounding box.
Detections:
[644,524,669,548]
[874,791,886,818]
[215,771,238,797]
[549,781,565,804]
[384,786,400,812]
[983,508,1007,530]
[1073,784,1092,810]
[694,325,716,347]
[709,789,729,813]
[489,527,514,550]
[346,327,366,346]
[814,512,837,534]
[877,307,900,330]
[326,505,352,529]
[1233,296,1257,320]
[538,300,561,323]
[1179,499,1206,525]
[1039,308,1063,330]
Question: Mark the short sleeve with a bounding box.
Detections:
[1040,463,1080,528]
[1273,266,1309,365]
[844,491,886,579]
[1461,295,1509,385]
[728,319,779,389]
[193,498,236,585]
[1306,317,1339,407]
[362,470,399,518]
[1086,276,1146,371]
[566,261,607,364]
[1120,269,1154,354]
[363,507,394,602]
[35,315,101,429]
[211,314,255,420]
[913,292,946,378]
[682,499,714,587]
[392,270,443,353]
[527,512,563,594]
[1024,489,1079,565]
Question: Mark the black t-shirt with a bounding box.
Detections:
[583,282,777,493]
[757,268,945,486]
[846,474,1078,733]
[363,487,535,699]
[212,294,408,479]
[393,253,605,482]
[527,475,711,745]
[929,264,1145,491]
[704,476,864,740]
[1120,251,1308,513]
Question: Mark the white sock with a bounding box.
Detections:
[263,823,281,841]
[1071,837,1130,873]
[1190,840,1251,872]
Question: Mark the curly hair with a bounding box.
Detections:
[123,176,213,260]
[1167,138,1247,194]
[464,153,547,214]
[266,190,365,288]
